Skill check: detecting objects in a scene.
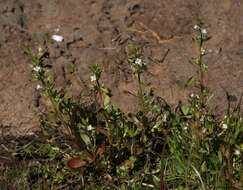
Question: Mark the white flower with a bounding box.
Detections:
[208,49,213,53]
[234,149,241,156]
[201,48,206,55]
[54,28,60,32]
[162,114,167,122]
[135,58,142,66]
[36,84,42,90]
[87,125,94,131]
[38,47,43,57]
[51,34,64,42]
[200,116,204,122]
[26,132,35,136]
[183,126,188,130]
[203,128,207,133]
[193,25,200,30]
[222,123,228,129]
[201,29,207,35]
[190,93,195,98]
[90,75,96,82]
[33,66,41,72]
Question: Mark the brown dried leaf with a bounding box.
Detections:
[66,157,87,169]
[96,142,106,158]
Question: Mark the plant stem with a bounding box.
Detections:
[137,72,144,112]
[198,35,205,106]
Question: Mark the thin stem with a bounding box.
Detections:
[137,72,144,112]
[198,34,205,105]
[96,79,103,105]
[40,77,72,136]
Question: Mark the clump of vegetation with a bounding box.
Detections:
[1,23,242,190]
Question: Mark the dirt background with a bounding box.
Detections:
[0,0,243,136]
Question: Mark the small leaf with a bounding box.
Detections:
[184,76,196,88]
[189,58,199,66]
[218,151,223,163]
[81,133,92,146]
[201,161,207,172]
[104,95,110,109]
[100,87,109,94]
[240,143,243,151]
[67,157,87,169]
[120,156,137,171]
[181,105,190,116]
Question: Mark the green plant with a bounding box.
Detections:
[1,23,242,190]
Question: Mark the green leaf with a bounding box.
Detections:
[120,156,137,171]
[80,133,92,146]
[240,143,243,151]
[218,151,223,163]
[201,161,207,172]
[181,105,190,116]
[189,58,199,66]
[184,76,197,88]
[104,95,110,109]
